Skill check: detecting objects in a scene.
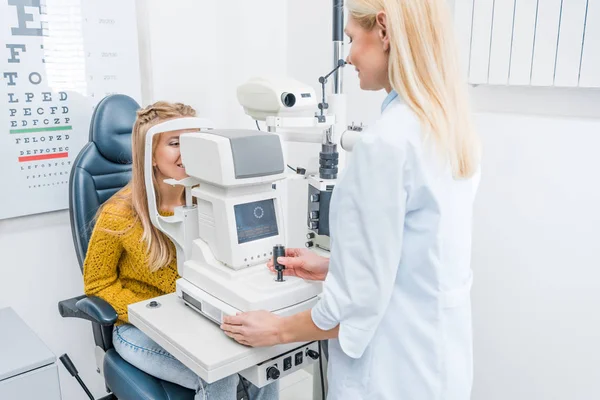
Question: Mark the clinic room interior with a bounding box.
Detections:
[1,0,598,399]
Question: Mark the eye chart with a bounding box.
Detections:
[1,0,141,219]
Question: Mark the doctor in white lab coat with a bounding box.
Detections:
[221,0,481,398]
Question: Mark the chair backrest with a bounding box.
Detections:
[69,94,140,270]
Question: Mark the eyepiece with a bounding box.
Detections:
[281,93,296,107]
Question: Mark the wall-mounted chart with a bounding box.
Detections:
[0,0,141,219]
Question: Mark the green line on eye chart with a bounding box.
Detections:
[10,126,73,134]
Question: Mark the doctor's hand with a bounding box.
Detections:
[221,311,283,347]
[267,248,329,281]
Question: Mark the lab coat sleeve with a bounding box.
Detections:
[83,209,147,323]
[311,133,407,359]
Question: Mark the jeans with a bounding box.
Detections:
[113,324,279,400]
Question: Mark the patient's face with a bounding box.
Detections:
[153,130,188,181]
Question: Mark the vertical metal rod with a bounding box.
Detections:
[333,0,344,94]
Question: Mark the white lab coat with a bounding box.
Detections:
[311,92,480,400]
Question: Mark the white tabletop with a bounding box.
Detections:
[128,293,310,383]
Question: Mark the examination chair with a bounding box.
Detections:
[56,94,199,400]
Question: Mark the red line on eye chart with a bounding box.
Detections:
[18,152,69,162]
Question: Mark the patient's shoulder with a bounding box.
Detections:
[96,189,136,230]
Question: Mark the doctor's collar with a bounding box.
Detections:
[381,90,399,113]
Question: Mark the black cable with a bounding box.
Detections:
[318,341,326,400]
[239,374,251,400]
[286,164,307,175]
[255,120,261,131]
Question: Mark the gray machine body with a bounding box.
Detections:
[209,129,285,179]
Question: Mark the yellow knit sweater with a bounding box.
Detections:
[83,201,179,325]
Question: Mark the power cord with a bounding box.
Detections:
[199,381,207,400]
[318,341,326,400]
[239,374,251,400]
[255,120,261,131]
[287,164,306,175]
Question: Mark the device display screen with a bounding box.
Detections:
[234,199,279,244]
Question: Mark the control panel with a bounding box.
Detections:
[239,341,320,388]
[306,175,335,251]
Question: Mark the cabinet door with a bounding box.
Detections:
[0,364,62,400]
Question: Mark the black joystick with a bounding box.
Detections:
[273,244,286,282]
[306,349,320,360]
[266,366,281,380]
[59,354,95,400]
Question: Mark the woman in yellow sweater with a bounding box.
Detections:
[83,101,278,400]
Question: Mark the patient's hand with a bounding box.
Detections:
[267,248,329,281]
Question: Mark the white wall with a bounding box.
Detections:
[471,113,600,400]
[137,0,288,129]
[463,19,600,400]
[0,212,107,400]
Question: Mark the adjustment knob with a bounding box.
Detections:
[266,366,280,380]
[306,349,320,360]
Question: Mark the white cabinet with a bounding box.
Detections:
[0,308,62,400]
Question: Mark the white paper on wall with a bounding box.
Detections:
[0,0,141,220]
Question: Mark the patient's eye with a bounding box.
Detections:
[169,140,180,146]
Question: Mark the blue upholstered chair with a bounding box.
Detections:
[57,94,195,400]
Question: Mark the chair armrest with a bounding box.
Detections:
[58,295,118,326]
[77,296,118,326]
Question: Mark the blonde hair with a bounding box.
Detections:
[100,101,197,272]
[347,0,480,178]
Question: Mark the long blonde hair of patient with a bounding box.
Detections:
[347,0,480,178]
[102,101,196,272]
